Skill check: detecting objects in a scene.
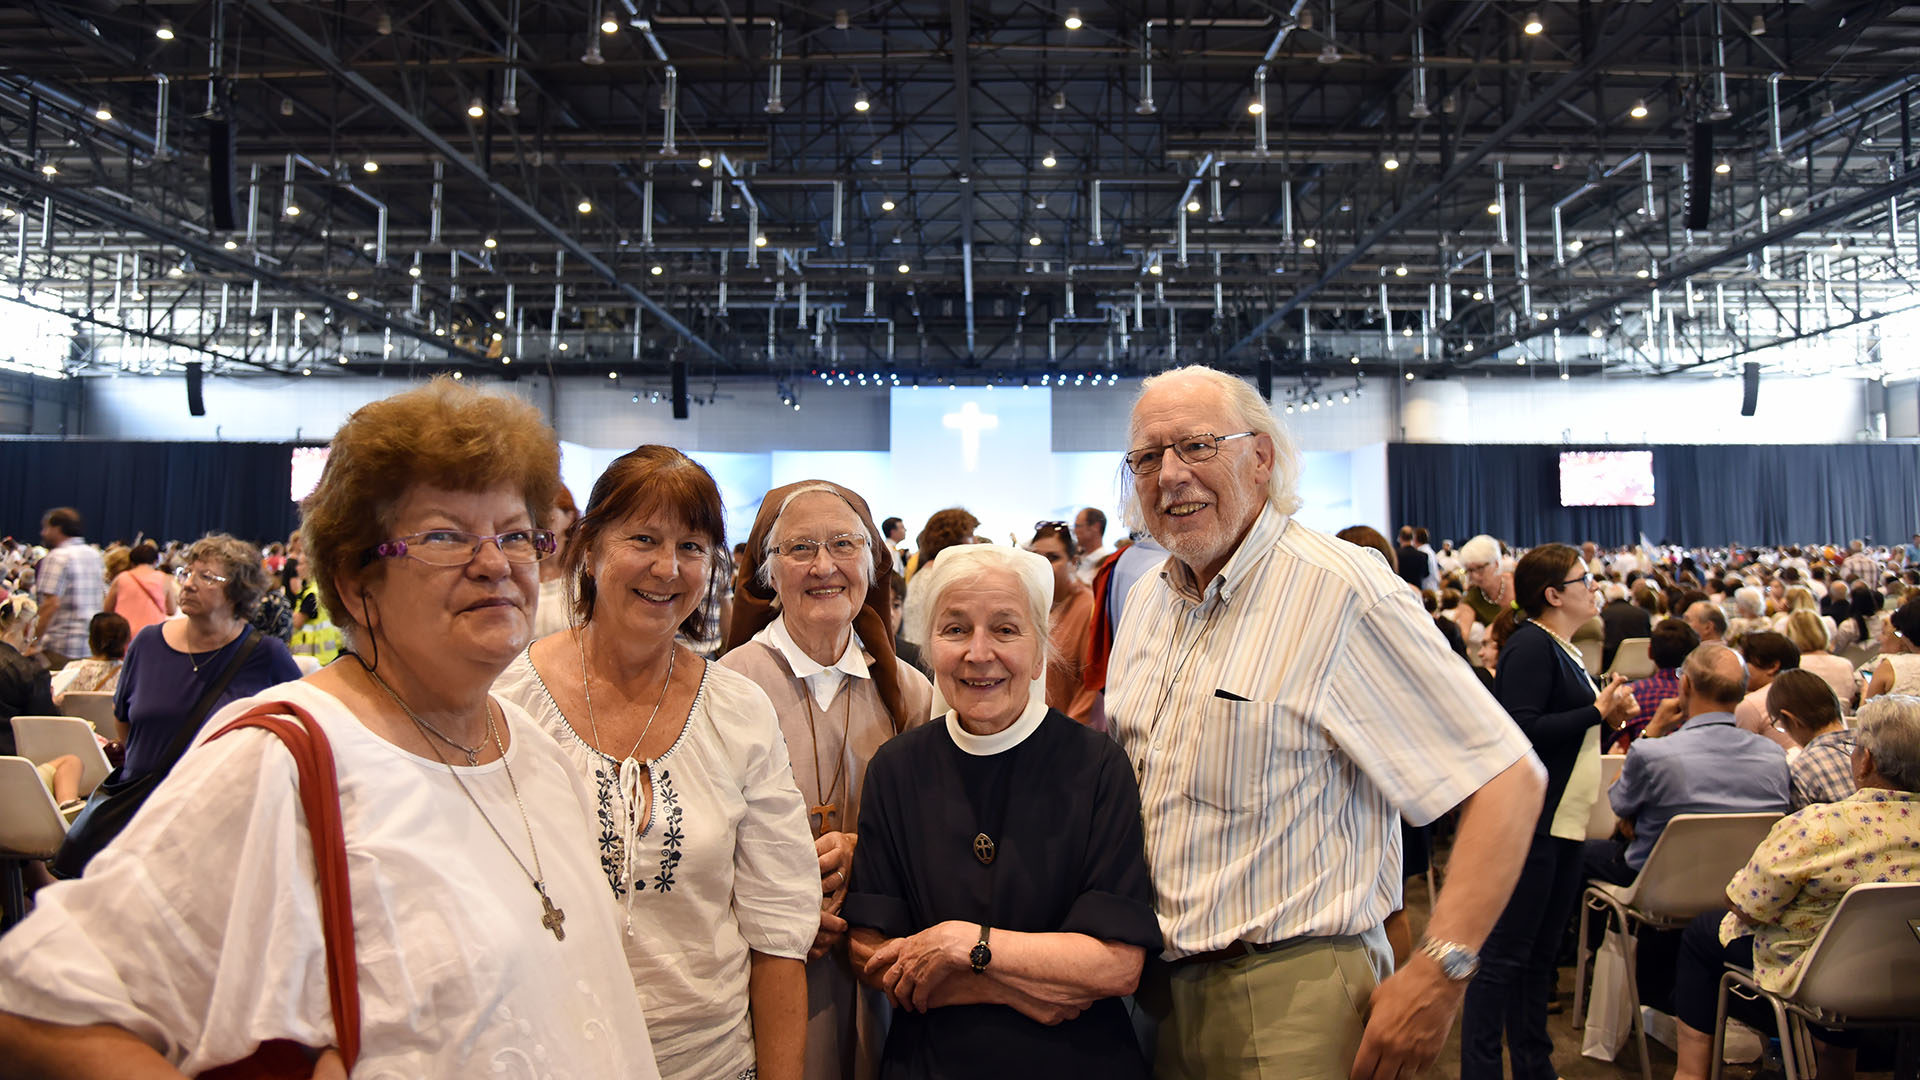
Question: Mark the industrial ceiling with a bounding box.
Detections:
[3,0,1919,396]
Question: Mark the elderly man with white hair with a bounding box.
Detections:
[1106,365,1546,1080]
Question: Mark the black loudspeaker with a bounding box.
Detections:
[670,359,689,420]
[1687,122,1713,232]
[206,118,239,232]
[1741,362,1760,416]
[185,360,206,416]
[1256,357,1273,402]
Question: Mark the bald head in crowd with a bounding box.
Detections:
[1684,601,1727,644]
[1682,642,1749,712]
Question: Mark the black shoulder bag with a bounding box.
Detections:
[52,628,266,879]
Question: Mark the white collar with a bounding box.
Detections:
[946,697,1048,757]
[757,614,871,682]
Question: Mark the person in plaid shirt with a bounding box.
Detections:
[1765,668,1859,808]
[1615,617,1699,750]
[29,507,105,668]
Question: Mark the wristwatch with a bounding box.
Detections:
[969,923,993,974]
[1417,935,1481,981]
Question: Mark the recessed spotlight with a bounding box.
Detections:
[283,202,299,216]
[1147,263,1163,276]
[1404,371,1415,380]
[557,342,568,351]
[302,367,313,376]
[1629,99,1648,119]
[1567,238,1584,253]
[1349,355,1360,364]
[1464,341,1476,352]
[1471,290,1485,300]
[467,97,486,119]
[1635,268,1651,278]
[1063,8,1083,30]
[607,370,618,379]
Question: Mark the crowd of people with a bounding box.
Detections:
[0,365,1915,1080]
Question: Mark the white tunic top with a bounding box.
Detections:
[494,651,818,1080]
[0,680,661,1080]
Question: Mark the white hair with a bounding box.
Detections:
[1121,365,1303,534]
[913,543,1056,673]
[1459,534,1501,568]
[1854,693,1920,791]
[1733,585,1766,617]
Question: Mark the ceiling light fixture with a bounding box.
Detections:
[362,159,379,173]
[1063,8,1083,30]
[650,264,664,275]
[1523,12,1544,34]
[1052,91,1067,111]
[1779,205,1794,218]
[697,154,713,168]
[897,262,911,273]
[493,309,507,320]
[1750,13,1765,34]
[223,239,238,250]
[1247,98,1264,116]
[1382,155,1400,171]
[1393,264,1408,277]
[93,103,113,122]
[1566,238,1584,253]
[852,87,871,113]
[408,264,422,278]
[155,20,175,40]
[1302,237,1317,249]
[1042,150,1057,168]
[1147,263,1163,276]
[1487,201,1501,215]
[1629,99,1649,119]
[467,97,486,119]
[483,235,498,249]
[1317,42,1340,64]
[754,234,769,247]
[577,198,593,214]
[1714,159,1731,174]
[1186,198,1202,213]
[39,161,57,176]
[601,16,620,33]
[1028,234,1043,246]
[880,197,896,211]
[376,13,393,34]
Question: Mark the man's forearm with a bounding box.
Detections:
[1424,755,1545,949]
[32,594,58,641]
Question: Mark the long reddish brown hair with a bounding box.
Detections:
[567,445,725,638]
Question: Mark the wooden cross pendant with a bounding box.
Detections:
[537,884,566,942]
[809,802,839,838]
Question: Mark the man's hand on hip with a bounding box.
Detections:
[1350,952,1465,1080]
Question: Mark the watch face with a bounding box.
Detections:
[969,943,991,972]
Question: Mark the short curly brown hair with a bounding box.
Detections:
[300,378,561,641]
[185,533,272,620]
[915,508,979,570]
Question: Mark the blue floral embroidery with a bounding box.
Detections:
[593,763,627,898]
[651,769,683,893]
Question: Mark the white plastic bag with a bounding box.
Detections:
[1581,927,1634,1061]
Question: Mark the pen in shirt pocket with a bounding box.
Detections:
[1213,688,1251,702]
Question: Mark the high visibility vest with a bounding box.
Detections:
[289,583,343,664]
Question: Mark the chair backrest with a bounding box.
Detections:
[1606,638,1655,680]
[1586,755,1629,840]
[10,715,112,795]
[1624,812,1782,917]
[0,756,69,858]
[61,690,118,731]
[1784,882,1920,1021]
[1578,638,1604,677]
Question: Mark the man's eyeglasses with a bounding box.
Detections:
[364,529,557,567]
[772,534,870,564]
[1122,431,1257,475]
[174,567,230,588]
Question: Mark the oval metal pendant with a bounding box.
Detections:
[973,832,996,865]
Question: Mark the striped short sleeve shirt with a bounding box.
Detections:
[1108,504,1535,960]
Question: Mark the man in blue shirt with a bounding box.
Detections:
[1903,533,1920,569]
[1585,642,1790,884]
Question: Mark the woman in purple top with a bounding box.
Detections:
[115,534,302,780]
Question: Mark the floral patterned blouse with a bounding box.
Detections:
[1722,788,1920,992]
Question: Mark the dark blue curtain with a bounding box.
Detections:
[0,441,298,545]
[1388,443,1920,548]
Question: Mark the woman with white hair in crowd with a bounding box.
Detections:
[720,479,935,1080]
[1452,534,1514,652]
[843,544,1161,1078]
[1667,693,1920,1080]
[1726,585,1769,643]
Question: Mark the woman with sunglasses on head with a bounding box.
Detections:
[0,379,662,1077]
[1025,521,1098,726]
[111,533,303,780]
[494,447,818,1080]
[719,480,935,1080]
[1460,544,1637,1080]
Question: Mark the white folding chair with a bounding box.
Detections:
[61,689,118,733]
[1573,812,1783,1080]
[1578,638,1605,677]
[0,756,68,930]
[11,715,113,796]
[1709,882,1920,1080]
[1585,755,1627,841]
[1605,638,1655,681]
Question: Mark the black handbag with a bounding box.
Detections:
[52,628,265,879]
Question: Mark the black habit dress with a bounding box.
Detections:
[842,706,1162,1079]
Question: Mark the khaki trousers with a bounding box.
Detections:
[1146,936,1379,1080]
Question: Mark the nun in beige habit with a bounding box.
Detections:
[721,480,934,1080]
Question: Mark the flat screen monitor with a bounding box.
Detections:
[1559,450,1654,507]
[291,446,330,504]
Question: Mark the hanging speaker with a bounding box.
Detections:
[1741,361,1760,416]
[1686,122,1713,232]
[206,118,239,232]
[185,360,206,416]
[670,359,689,419]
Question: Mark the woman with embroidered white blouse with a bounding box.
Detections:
[494,445,818,1080]
[0,379,661,1078]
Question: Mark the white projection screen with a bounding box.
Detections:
[1559,450,1655,507]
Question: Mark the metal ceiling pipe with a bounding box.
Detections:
[1494,161,1508,245]
[1379,280,1392,352]
[430,161,444,244]
[1767,73,1783,157]
[1281,181,1293,244]
[1252,69,1269,155]
[1176,198,1188,266]
[152,75,172,163]
[661,68,679,157]
[746,201,760,268]
[865,268,875,317]
[1212,252,1224,320]
[1516,183,1532,317]
[499,0,521,116]
[1088,180,1104,246]
[1890,160,1904,264]
[1551,203,1564,264]
[1136,25,1156,114]
[718,250,729,313]
[642,174,655,247]
[1208,161,1224,223]
[1709,3,1732,120]
[709,174,724,222]
[1641,154,1655,217]
[831,181,844,247]
[765,22,785,114]
[244,164,261,245]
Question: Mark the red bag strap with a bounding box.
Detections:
[209,702,361,1069]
